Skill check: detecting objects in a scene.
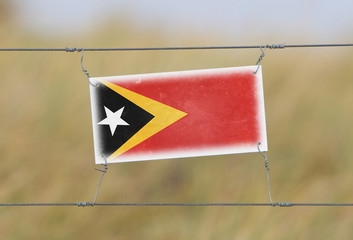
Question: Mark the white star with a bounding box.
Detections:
[98,106,129,135]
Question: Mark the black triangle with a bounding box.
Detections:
[94,84,154,157]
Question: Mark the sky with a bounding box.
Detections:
[10,0,353,42]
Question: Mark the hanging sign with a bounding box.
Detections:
[89,66,267,164]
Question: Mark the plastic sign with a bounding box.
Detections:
[89,66,267,164]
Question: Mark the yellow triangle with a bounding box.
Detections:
[101,80,188,160]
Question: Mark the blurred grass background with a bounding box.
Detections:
[1,1,353,239]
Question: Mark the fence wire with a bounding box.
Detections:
[0,43,352,52]
[1,202,353,207]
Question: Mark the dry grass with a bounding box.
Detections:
[1,15,353,240]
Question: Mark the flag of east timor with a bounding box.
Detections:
[90,66,267,164]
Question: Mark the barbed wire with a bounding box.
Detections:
[0,43,352,52]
